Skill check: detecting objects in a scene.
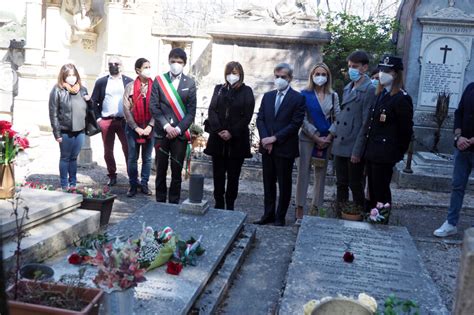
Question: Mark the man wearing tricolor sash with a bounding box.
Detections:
[150,48,197,204]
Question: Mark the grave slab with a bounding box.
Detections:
[0,188,83,238]
[279,217,448,314]
[47,202,246,315]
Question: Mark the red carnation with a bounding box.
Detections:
[343,251,354,263]
[68,252,83,265]
[0,121,12,132]
[166,261,183,275]
[15,136,29,149]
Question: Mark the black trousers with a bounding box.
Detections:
[334,155,365,207]
[366,160,395,208]
[262,154,295,223]
[212,156,244,210]
[155,137,187,204]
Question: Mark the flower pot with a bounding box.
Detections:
[341,212,363,221]
[7,280,103,315]
[102,288,134,315]
[0,163,15,199]
[310,298,374,315]
[80,195,116,226]
[20,263,54,282]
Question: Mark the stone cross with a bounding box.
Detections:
[440,44,452,64]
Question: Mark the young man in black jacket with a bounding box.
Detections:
[434,82,474,237]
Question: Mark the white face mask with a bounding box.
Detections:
[379,71,394,86]
[65,76,77,86]
[170,62,183,75]
[141,68,152,79]
[313,75,327,86]
[226,74,240,86]
[274,77,289,91]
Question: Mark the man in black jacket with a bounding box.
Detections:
[434,82,474,237]
[91,56,133,186]
[149,48,196,204]
[254,63,305,226]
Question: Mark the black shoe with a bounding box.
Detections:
[253,217,275,225]
[127,186,137,197]
[274,220,286,227]
[107,177,117,187]
[141,185,152,196]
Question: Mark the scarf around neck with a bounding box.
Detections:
[132,77,152,128]
[63,82,80,94]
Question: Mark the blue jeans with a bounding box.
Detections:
[59,131,85,188]
[447,149,474,226]
[125,125,155,187]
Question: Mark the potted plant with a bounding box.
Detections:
[189,123,206,150]
[92,237,146,315]
[6,189,103,315]
[67,186,116,226]
[340,202,363,221]
[0,120,29,199]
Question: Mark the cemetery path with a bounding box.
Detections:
[23,133,474,313]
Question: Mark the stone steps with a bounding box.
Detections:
[191,225,256,314]
[1,189,101,272]
[3,209,100,271]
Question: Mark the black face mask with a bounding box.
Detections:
[109,64,119,75]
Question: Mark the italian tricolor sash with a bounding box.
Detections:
[156,73,192,175]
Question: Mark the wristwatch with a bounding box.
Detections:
[454,134,461,142]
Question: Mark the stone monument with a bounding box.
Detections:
[396,0,474,153]
[0,39,25,122]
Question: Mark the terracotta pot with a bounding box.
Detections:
[80,195,116,226]
[0,163,15,199]
[7,280,103,315]
[341,211,363,221]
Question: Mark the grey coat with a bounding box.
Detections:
[331,76,376,158]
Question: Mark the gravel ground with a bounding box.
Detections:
[22,133,474,313]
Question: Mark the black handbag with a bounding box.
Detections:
[85,108,101,136]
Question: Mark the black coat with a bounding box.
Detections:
[454,82,474,151]
[48,85,89,139]
[90,75,133,118]
[256,87,306,159]
[204,84,255,158]
[363,90,414,164]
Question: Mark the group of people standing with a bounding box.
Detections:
[49,48,416,226]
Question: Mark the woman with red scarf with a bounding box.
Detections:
[123,58,155,197]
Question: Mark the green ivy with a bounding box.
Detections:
[323,12,400,96]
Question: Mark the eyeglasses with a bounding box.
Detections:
[108,62,120,66]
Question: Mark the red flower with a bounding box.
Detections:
[166,261,183,275]
[15,136,29,149]
[68,252,83,265]
[343,251,354,263]
[0,121,12,132]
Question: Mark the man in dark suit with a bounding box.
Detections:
[149,48,196,204]
[254,63,305,226]
[91,56,133,186]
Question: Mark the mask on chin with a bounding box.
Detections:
[170,63,183,75]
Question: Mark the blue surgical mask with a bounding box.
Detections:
[348,68,361,82]
[371,79,379,88]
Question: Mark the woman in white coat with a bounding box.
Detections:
[295,62,340,222]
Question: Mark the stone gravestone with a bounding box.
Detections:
[454,227,474,315]
[47,202,246,315]
[279,217,448,314]
[398,1,474,154]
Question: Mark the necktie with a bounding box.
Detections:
[275,92,283,116]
